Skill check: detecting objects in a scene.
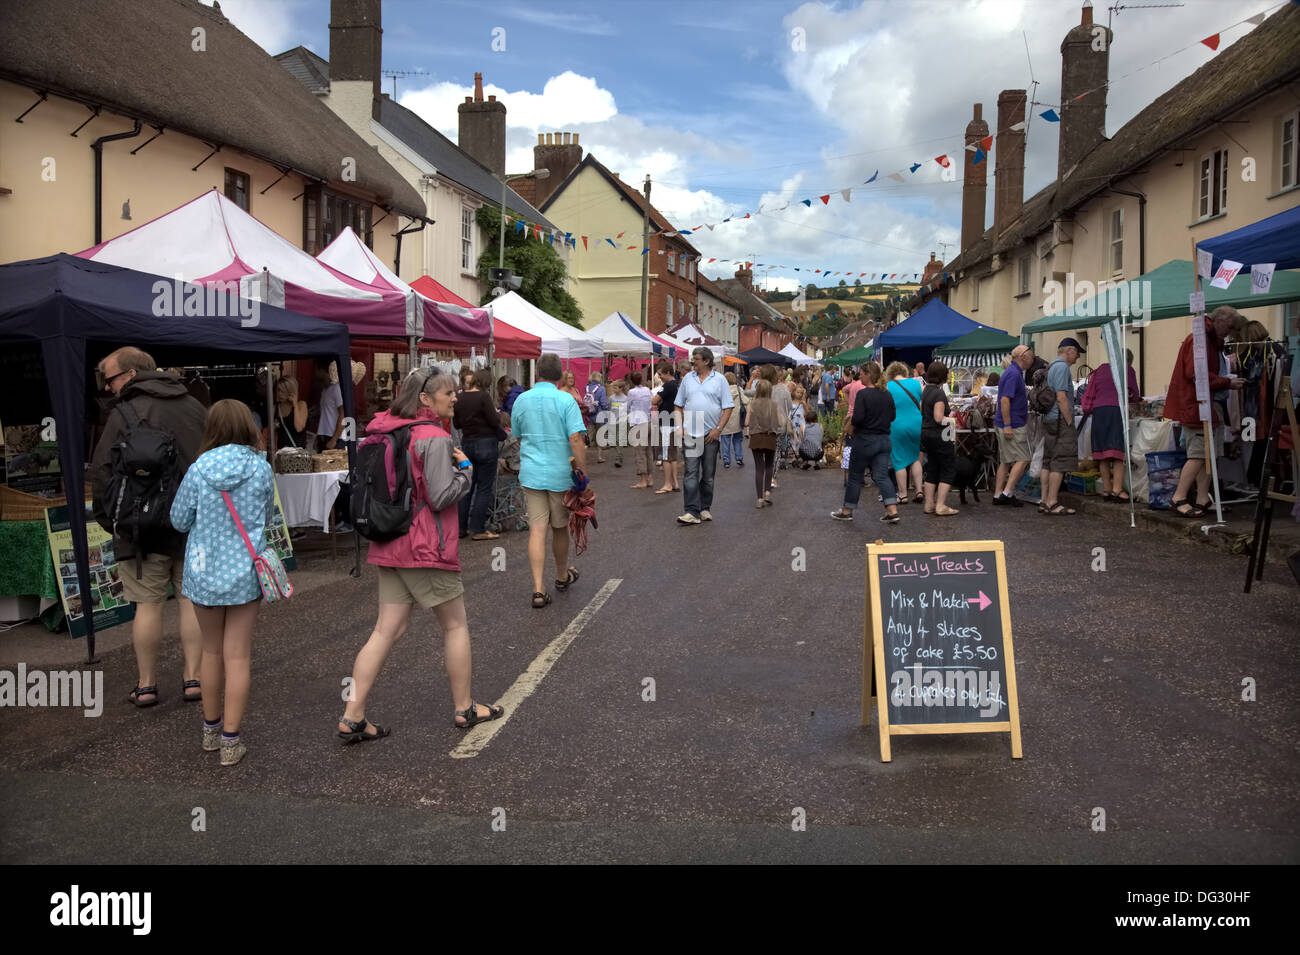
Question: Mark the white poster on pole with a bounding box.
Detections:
[1191,314,1211,423]
[1250,263,1276,295]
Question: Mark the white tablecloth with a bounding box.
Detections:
[275,471,344,531]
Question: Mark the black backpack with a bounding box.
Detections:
[102,401,183,566]
[1030,364,1059,415]
[348,425,418,541]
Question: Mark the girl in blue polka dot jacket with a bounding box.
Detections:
[170,399,275,768]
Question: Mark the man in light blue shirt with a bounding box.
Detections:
[509,353,587,606]
[673,347,733,525]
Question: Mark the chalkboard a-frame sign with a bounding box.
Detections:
[862,540,1023,762]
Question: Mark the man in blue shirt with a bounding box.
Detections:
[1040,337,1081,516]
[673,347,734,524]
[820,367,836,417]
[510,353,587,607]
[992,345,1033,506]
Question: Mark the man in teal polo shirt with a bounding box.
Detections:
[511,353,587,608]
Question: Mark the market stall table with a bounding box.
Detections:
[275,471,346,531]
[0,519,74,628]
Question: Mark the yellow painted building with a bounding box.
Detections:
[937,4,1300,393]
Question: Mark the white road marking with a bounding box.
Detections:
[449,578,623,759]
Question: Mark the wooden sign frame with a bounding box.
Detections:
[862,540,1023,762]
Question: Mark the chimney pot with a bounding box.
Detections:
[464,96,472,104]
[573,133,580,145]
[537,133,544,145]
[473,72,483,102]
[1081,4,1092,27]
[972,104,981,121]
[487,94,496,102]
[562,132,570,145]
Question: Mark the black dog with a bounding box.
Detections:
[952,445,987,505]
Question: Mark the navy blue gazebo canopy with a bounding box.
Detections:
[0,253,355,658]
[1198,204,1300,276]
[874,298,999,348]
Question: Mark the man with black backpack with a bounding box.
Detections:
[92,347,207,708]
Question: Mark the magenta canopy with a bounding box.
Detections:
[317,227,489,344]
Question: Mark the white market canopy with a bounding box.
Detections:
[587,312,658,356]
[779,342,818,365]
[667,321,732,356]
[486,291,604,358]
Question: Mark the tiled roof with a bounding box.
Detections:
[275,46,555,229]
[0,0,424,216]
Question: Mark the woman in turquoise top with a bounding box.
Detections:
[884,361,924,503]
[170,399,275,768]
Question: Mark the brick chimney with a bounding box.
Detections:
[1058,4,1111,180]
[994,89,1027,238]
[922,252,943,285]
[961,103,989,254]
[458,72,507,177]
[532,132,583,207]
[736,265,753,291]
[328,0,383,121]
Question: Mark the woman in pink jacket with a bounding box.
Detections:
[337,370,504,743]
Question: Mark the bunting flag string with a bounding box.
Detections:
[492,7,1273,265]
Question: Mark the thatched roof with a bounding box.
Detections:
[946,4,1300,275]
[0,0,424,216]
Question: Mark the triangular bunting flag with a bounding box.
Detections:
[1201,33,1220,51]
[973,148,987,165]
[801,199,812,207]
[909,163,921,173]
[546,232,553,245]
[778,203,790,211]
[605,238,616,247]
[888,172,904,182]
[706,224,714,230]
[1040,109,1061,122]
[1246,13,1264,25]
[680,230,693,235]
[742,214,750,219]
[515,220,526,235]
[981,135,993,151]
[582,236,588,250]
[707,258,716,264]
[864,170,878,183]
[819,195,830,204]
[626,245,636,250]
[934,154,950,168]
[534,226,542,239]
[1010,120,1027,132]
[840,188,852,202]
[642,248,649,255]
[616,232,625,239]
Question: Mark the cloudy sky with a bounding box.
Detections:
[210,0,1274,291]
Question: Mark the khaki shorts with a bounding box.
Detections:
[119,551,183,604]
[996,426,1031,463]
[376,565,464,609]
[659,426,679,462]
[1182,423,1223,461]
[523,485,570,529]
[1042,418,1079,473]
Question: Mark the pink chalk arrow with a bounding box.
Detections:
[968,591,992,611]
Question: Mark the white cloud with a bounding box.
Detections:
[200,0,307,54]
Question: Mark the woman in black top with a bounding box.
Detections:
[920,360,959,516]
[272,376,308,449]
[452,368,502,540]
[831,363,900,524]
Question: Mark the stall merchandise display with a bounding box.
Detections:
[312,450,349,472]
[274,448,314,474]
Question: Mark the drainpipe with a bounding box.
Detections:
[1109,186,1146,393]
[394,216,429,366]
[92,120,142,244]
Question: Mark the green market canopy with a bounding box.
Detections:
[1021,258,1300,335]
[933,327,1019,368]
[829,342,873,365]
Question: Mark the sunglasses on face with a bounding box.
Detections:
[97,369,131,390]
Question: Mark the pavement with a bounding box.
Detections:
[1,456,1297,864]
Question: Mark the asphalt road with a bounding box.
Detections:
[2,457,1297,863]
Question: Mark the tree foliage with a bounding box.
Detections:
[474,205,584,328]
